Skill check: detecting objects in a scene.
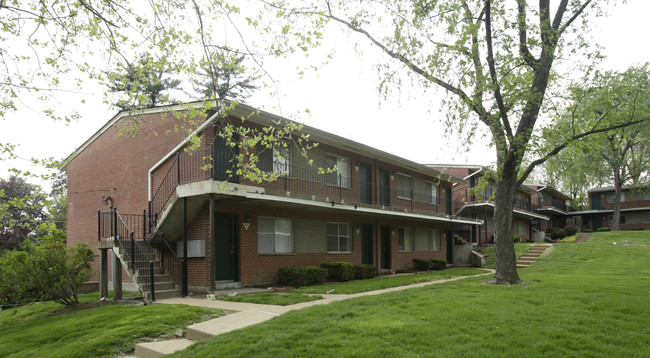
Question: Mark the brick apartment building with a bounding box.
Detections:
[64,101,481,296]
[569,185,650,231]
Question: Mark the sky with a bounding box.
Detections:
[1,1,649,193]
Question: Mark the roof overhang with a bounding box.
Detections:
[568,207,650,215]
[457,202,550,221]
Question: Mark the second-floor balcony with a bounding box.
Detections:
[150,145,452,223]
[454,188,539,214]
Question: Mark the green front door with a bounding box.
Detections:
[360,224,373,265]
[380,226,391,269]
[214,214,237,281]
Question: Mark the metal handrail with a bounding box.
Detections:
[147,215,183,288]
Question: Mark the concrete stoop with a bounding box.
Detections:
[516,244,552,268]
[576,233,591,242]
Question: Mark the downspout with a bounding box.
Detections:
[147,108,224,201]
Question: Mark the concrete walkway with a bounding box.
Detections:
[134,269,494,358]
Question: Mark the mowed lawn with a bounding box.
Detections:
[173,232,650,357]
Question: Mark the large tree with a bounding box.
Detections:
[0,176,48,251]
[256,1,649,284]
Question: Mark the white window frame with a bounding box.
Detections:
[327,222,352,253]
[645,211,650,223]
[607,191,625,203]
[428,229,441,251]
[396,173,413,200]
[325,154,351,188]
[398,227,415,252]
[272,144,291,175]
[258,217,293,254]
[427,182,439,205]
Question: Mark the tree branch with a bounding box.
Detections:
[516,0,539,68]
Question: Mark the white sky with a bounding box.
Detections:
[1,1,649,192]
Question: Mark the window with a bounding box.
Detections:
[397,174,412,199]
[512,221,526,235]
[427,182,439,205]
[398,227,415,252]
[258,144,290,175]
[608,215,626,224]
[644,192,650,200]
[327,223,351,252]
[607,192,625,203]
[258,217,293,254]
[645,211,650,223]
[326,155,351,188]
[428,229,441,251]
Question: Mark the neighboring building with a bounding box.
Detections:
[65,101,481,296]
[526,184,571,231]
[428,165,549,244]
[568,186,650,231]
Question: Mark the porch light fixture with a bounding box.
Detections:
[355,224,361,235]
[391,227,396,237]
[355,162,360,172]
[243,215,251,231]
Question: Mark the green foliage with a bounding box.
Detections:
[0,176,48,251]
[0,230,93,306]
[278,266,328,288]
[352,264,377,280]
[560,236,577,243]
[551,229,568,241]
[430,259,448,271]
[597,227,612,232]
[190,49,258,101]
[320,262,355,282]
[563,226,578,236]
[513,234,521,243]
[412,258,432,271]
[582,228,593,233]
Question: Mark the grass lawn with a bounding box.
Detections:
[290,267,487,294]
[172,232,650,357]
[481,242,532,268]
[218,293,323,306]
[0,291,222,358]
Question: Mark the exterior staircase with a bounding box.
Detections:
[113,240,181,302]
[576,232,591,242]
[516,244,552,269]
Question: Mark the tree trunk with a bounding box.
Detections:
[612,167,622,231]
[487,155,523,285]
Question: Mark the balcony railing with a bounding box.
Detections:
[455,189,539,215]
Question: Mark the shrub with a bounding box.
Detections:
[320,262,355,281]
[413,258,432,271]
[551,229,567,240]
[278,266,328,287]
[582,228,593,233]
[597,227,611,232]
[430,259,448,271]
[563,226,578,236]
[560,236,577,243]
[353,264,377,279]
[512,234,521,243]
[0,231,94,306]
[630,228,645,231]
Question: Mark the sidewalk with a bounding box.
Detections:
[134,270,493,358]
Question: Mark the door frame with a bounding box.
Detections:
[213,213,240,282]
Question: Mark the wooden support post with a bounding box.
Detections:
[112,249,122,301]
[99,249,108,300]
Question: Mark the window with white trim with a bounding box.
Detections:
[258,143,291,175]
[607,192,625,203]
[608,214,626,225]
[258,217,293,254]
[397,174,412,200]
[325,155,351,188]
[427,182,439,205]
[428,229,441,251]
[398,227,415,252]
[645,211,650,223]
[327,223,351,252]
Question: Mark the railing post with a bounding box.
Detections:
[143,210,147,241]
[148,201,152,233]
[411,190,414,210]
[339,173,342,200]
[284,163,288,192]
[130,231,135,272]
[97,210,101,242]
[112,208,117,240]
[176,152,181,186]
[150,261,155,302]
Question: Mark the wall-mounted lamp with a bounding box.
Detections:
[390,172,395,181]
[391,227,396,237]
[355,162,360,172]
[243,215,251,230]
[355,224,361,235]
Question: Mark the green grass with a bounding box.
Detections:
[0,292,222,358]
[172,232,650,357]
[286,267,487,294]
[218,293,323,306]
[481,243,532,269]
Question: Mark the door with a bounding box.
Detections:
[213,123,239,183]
[214,214,238,281]
[360,224,373,265]
[446,231,454,264]
[445,187,453,215]
[379,168,390,206]
[592,194,601,210]
[380,226,391,269]
[360,163,373,204]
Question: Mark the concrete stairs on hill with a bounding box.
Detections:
[113,241,181,303]
[576,232,591,242]
[516,244,552,269]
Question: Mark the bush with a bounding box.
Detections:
[0,230,94,306]
[353,264,377,280]
[320,262,355,281]
[430,259,448,271]
[597,227,611,232]
[560,236,577,243]
[630,228,646,231]
[582,228,593,233]
[551,228,567,241]
[563,226,578,236]
[512,234,521,243]
[278,266,328,287]
[413,258,432,271]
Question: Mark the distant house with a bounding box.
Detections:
[526,184,571,231]
[428,165,549,243]
[568,185,650,231]
[64,101,481,299]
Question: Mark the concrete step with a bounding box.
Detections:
[144,288,181,301]
[214,281,242,290]
[135,338,195,358]
[186,310,277,341]
[140,281,176,292]
[517,258,536,263]
[516,264,529,268]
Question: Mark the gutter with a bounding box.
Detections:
[147,107,224,201]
